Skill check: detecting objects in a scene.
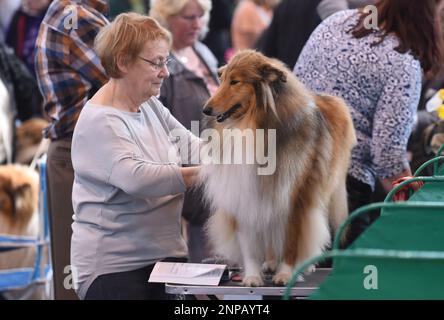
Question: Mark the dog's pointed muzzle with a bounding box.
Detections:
[203,104,242,123]
[203,107,214,116]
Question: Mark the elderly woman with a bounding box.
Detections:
[70,13,200,300]
[150,0,218,263]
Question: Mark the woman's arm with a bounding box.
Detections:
[74,112,189,199]
[371,64,422,192]
[108,153,187,198]
[180,166,200,188]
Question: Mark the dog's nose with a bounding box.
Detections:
[203,107,213,116]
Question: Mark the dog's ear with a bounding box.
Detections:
[259,63,287,84]
[0,176,15,217]
[218,66,227,79]
[14,183,34,219]
[0,175,11,191]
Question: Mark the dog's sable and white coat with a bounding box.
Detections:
[199,50,356,286]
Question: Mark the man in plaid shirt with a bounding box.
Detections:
[35,0,108,300]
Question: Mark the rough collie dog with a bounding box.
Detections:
[0,164,39,272]
[199,50,356,286]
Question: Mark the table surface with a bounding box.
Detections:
[165,268,331,297]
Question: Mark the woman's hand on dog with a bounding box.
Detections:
[180,166,200,188]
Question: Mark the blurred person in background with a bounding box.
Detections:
[294,0,444,246]
[256,0,376,69]
[108,0,150,19]
[150,0,218,263]
[0,0,21,43]
[35,0,109,300]
[6,0,52,76]
[202,0,235,66]
[230,0,279,52]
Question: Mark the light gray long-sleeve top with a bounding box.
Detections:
[71,97,199,299]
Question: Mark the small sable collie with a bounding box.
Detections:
[199,50,356,286]
[0,165,39,270]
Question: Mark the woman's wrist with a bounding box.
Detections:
[180,166,200,188]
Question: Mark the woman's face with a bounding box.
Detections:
[167,0,205,50]
[125,39,170,100]
[22,0,51,16]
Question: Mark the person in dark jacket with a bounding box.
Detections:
[202,0,235,66]
[6,0,52,75]
[0,43,42,124]
[256,0,375,69]
[108,0,150,19]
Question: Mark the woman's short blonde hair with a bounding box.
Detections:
[94,12,172,78]
[149,0,212,38]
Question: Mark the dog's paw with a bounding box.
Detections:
[304,264,316,275]
[272,272,295,286]
[242,275,264,287]
[262,260,277,273]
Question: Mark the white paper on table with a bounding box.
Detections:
[148,262,227,286]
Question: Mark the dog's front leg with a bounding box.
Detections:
[237,232,264,287]
[262,245,277,273]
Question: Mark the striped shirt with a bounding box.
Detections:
[35,0,109,140]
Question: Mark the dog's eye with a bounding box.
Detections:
[230,80,239,85]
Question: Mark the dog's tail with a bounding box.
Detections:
[205,209,242,264]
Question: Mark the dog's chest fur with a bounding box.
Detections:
[201,157,300,231]
[203,110,321,224]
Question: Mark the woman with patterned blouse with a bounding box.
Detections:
[294,0,444,245]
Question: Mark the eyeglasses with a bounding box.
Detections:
[138,56,172,70]
[179,14,204,23]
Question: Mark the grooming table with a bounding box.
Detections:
[165,268,331,299]
[297,201,444,300]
